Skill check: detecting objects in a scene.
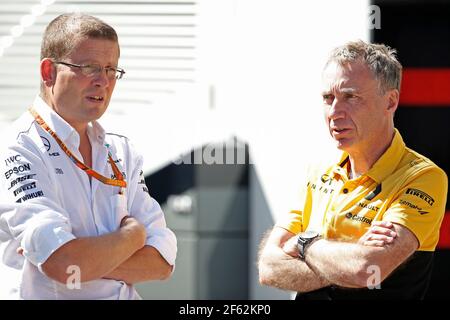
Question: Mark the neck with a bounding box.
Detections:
[68,120,92,167]
[42,94,90,142]
[71,122,89,139]
[347,128,395,178]
[41,94,93,167]
[78,128,93,169]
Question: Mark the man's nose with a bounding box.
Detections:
[328,98,346,120]
[92,69,110,87]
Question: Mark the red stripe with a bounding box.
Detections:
[437,211,450,249]
[400,68,450,106]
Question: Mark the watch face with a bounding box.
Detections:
[299,230,319,240]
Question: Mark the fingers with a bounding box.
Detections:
[359,221,397,247]
[120,215,131,227]
[361,222,397,247]
[371,220,393,228]
[365,233,395,244]
[282,236,300,258]
[362,240,386,247]
[282,246,299,258]
[369,225,397,238]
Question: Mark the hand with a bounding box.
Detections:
[120,216,146,248]
[358,221,397,247]
[120,215,136,228]
[282,235,300,258]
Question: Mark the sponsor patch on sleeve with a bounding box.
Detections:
[404,188,435,206]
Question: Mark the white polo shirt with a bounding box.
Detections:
[0,96,177,299]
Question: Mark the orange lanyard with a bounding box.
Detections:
[29,107,127,190]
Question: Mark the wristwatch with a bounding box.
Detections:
[297,231,320,260]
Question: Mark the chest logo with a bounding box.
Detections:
[364,184,382,201]
[345,212,373,225]
[40,136,51,151]
[321,174,332,184]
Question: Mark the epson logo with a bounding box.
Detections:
[4,163,32,179]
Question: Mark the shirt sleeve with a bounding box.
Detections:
[275,166,315,234]
[125,146,177,266]
[0,141,76,270]
[276,183,311,234]
[383,166,448,251]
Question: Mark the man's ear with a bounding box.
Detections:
[386,89,400,114]
[40,58,56,87]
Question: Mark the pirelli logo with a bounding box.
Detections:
[405,188,434,206]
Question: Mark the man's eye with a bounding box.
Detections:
[83,66,98,74]
[323,94,334,103]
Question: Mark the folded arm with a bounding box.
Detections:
[305,222,418,288]
[103,245,173,284]
[41,216,146,284]
[258,227,331,292]
[258,220,415,292]
[48,156,178,285]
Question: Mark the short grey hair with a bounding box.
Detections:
[324,40,402,93]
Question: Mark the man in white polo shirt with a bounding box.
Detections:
[0,13,177,299]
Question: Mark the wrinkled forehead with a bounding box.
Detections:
[321,60,377,93]
[68,37,120,63]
